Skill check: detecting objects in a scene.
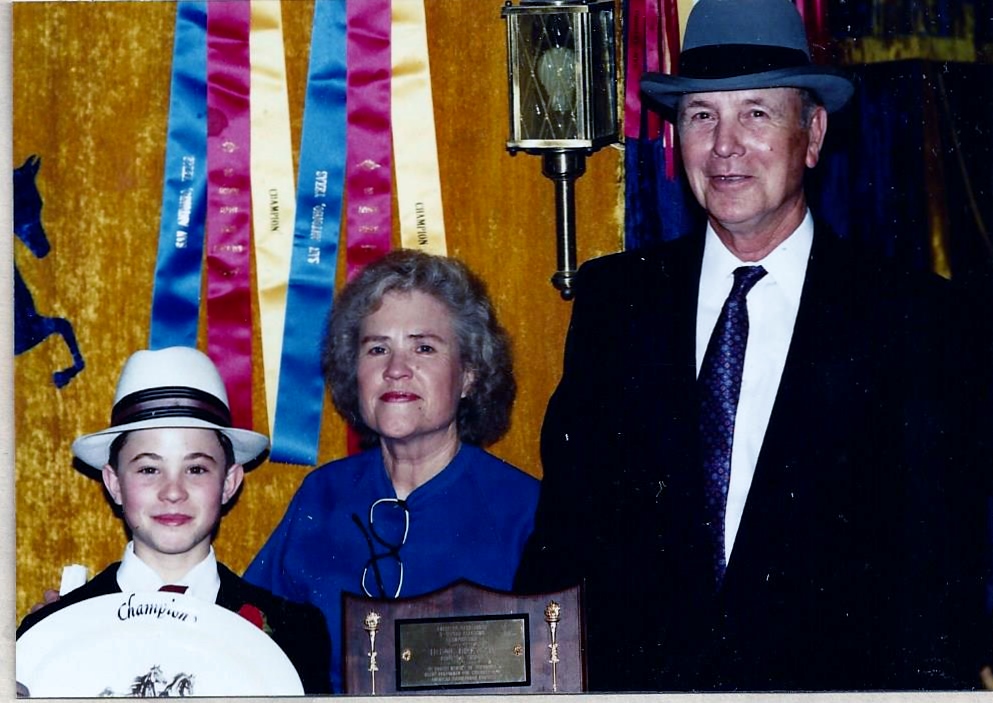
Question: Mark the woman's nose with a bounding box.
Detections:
[383,351,412,379]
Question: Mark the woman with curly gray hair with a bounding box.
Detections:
[246,250,539,693]
[324,249,516,449]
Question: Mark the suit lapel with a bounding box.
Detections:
[729,226,869,578]
[214,563,248,612]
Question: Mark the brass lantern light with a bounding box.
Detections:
[502,0,619,299]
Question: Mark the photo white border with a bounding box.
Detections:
[1,2,991,703]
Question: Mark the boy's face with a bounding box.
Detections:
[102,427,243,577]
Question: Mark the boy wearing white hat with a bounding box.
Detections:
[17,347,332,694]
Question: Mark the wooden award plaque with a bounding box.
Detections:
[342,580,585,695]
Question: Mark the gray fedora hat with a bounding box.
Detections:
[72,347,270,473]
[641,0,854,115]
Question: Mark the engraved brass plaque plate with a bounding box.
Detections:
[396,614,530,690]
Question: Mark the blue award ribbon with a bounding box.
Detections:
[270,0,347,465]
[149,1,208,349]
[624,134,702,249]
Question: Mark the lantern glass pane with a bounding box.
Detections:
[590,7,618,141]
[514,13,582,141]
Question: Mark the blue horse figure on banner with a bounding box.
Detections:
[14,155,85,388]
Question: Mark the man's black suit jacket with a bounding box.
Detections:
[515,225,992,692]
[17,561,332,694]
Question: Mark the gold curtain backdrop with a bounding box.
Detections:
[12,1,623,621]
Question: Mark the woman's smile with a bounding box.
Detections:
[380,391,420,402]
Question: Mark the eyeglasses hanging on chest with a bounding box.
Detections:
[352,498,410,599]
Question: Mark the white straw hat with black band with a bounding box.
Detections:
[72,347,270,472]
[640,0,854,116]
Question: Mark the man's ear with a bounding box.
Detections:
[805,105,828,169]
[221,464,245,505]
[102,465,123,506]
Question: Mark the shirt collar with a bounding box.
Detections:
[700,211,813,305]
[116,541,221,602]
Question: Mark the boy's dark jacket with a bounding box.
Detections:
[17,561,332,694]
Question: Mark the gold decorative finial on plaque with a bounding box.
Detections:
[364,611,382,694]
[544,601,562,691]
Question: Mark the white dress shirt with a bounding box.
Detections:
[115,541,221,603]
[696,213,812,560]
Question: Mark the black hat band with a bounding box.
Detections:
[111,386,231,428]
[678,44,811,80]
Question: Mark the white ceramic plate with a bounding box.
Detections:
[16,592,304,697]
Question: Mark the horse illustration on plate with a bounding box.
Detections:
[96,664,195,697]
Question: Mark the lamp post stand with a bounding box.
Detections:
[541,150,586,300]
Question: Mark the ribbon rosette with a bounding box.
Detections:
[237,603,273,635]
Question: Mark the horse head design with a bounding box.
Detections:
[129,665,167,697]
[13,154,85,388]
[160,672,196,697]
[14,155,49,258]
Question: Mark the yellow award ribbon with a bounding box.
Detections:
[249,0,297,429]
[922,67,951,279]
[677,0,694,45]
[391,0,447,254]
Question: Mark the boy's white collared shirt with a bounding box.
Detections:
[116,541,221,603]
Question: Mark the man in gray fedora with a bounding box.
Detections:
[516,0,991,691]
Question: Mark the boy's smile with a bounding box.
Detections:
[102,427,243,582]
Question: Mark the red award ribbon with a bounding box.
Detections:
[660,0,680,179]
[624,0,646,140]
[623,0,662,142]
[645,0,662,142]
[796,0,830,63]
[205,1,254,429]
[345,0,392,280]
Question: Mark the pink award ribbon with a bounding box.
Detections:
[645,0,662,142]
[624,0,647,140]
[661,0,680,178]
[345,0,393,279]
[205,0,254,429]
